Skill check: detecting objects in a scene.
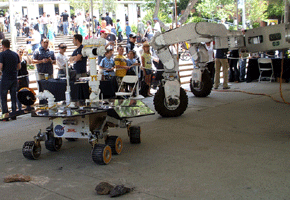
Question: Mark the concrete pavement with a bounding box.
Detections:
[1,81,290,200]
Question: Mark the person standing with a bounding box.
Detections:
[47,22,55,51]
[126,33,136,54]
[105,12,113,26]
[0,20,5,40]
[93,16,99,33]
[114,45,129,86]
[40,12,49,37]
[228,49,240,82]
[26,28,41,52]
[70,34,88,78]
[126,50,140,76]
[0,39,21,120]
[137,18,145,39]
[15,12,21,36]
[141,43,153,96]
[56,43,68,77]
[214,48,230,89]
[17,48,32,113]
[144,21,154,42]
[61,10,69,36]
[153,17,161,35]
[125,21,131,44]
[99,49,115,80]
[97,29,114,65]
[101,17,107,30]
[116,19,123,42]
[239,47,249,82]
[33,38,56,80]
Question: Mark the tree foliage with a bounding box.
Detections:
[69,0,94,12]
[143,0,175,16]
[267,0,284,18]
[245,0,268,22]
[196,0,270,24]
[68,0,116,14]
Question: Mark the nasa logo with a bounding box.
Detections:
[54,125,65,136]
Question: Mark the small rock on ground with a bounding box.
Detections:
[4,174,31,183]
[110,185,133,198]
[95,182,114,195]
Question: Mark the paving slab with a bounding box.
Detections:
[1,82,290,200]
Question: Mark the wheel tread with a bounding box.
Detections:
[22,141,41,160]
[153,87,188,117]
[92,144,112,165]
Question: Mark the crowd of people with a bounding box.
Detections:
[0,10,164,121]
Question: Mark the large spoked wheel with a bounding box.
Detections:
[153,87,188,117]
[92,144,112,165]
[190,70,213,97]
[22,141,41,160]
[129,126,141,144]
[106,136,123,155]
[45,137,62,152]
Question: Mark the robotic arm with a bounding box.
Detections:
[150,22,236,71]
[150,22,290,117]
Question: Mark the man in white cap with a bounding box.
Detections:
[153,17,161,35]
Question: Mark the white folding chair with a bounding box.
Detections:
[257,58,274,82]
[115,75,139,98]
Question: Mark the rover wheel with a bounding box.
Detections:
[190,70,213,97]
[45,137,62,151]
[22,141,41,160]
[129,126,141,144]
[153,87,188,117]
[92,144,112,165]
[106,136,123,155]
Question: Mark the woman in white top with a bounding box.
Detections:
[56,43,68,77]
[145,21,154,42]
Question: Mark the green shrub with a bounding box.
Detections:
[252,22,260,28]
[131,24,137,34]
[186,16,205,23]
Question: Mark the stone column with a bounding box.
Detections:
[116,4,126,28]
[43,4,55,18]
[28,3,39,20]
[140,4,146,20]
[59,3,70,17]
[128,3,137,26]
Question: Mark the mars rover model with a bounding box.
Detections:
[20,37,154,165]
[20,19,290,164]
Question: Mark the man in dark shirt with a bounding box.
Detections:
[0,39,21,120]
[214,48,230,89]
[70,34,87,78]
[105,12,113,26]
[33,38,56,80]
[93,16,100,33]
[61,10,69,35]
[106,32,116,49]
[228,49,240,82]
[126,33,136,54]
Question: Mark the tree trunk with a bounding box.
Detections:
[178,0,198,24]
[153,0,169,31]
[153,0,161,18]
